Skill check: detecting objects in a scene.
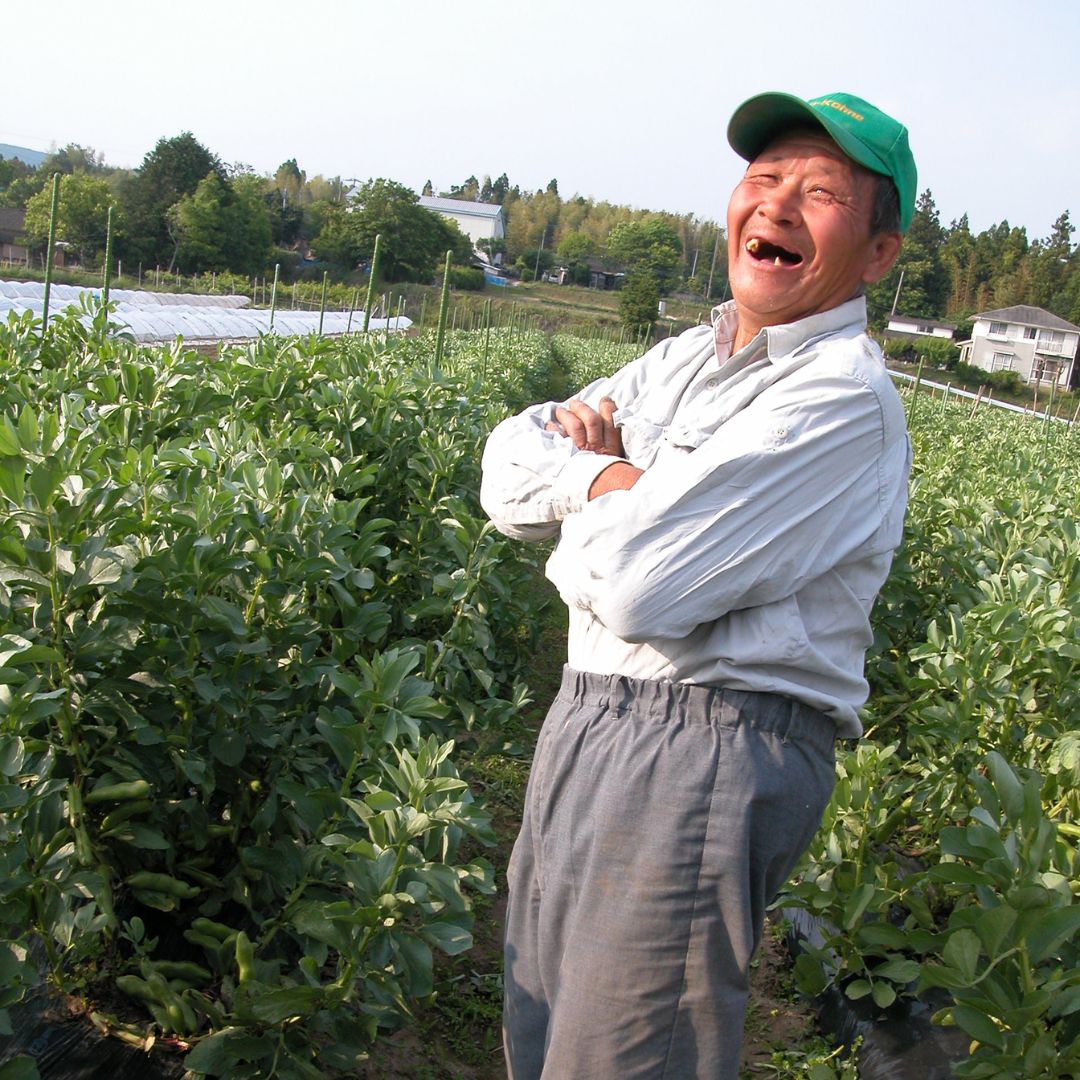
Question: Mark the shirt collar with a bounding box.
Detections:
[710,296,868,367]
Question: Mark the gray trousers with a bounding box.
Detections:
[503,668,836,1080]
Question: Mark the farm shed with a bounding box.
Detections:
[958,305,1079,390]
[884,314,957,343]
[417,196,505,253]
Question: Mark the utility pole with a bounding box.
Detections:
[534,229,546,282]
[705,228,721,301]
[890,269,905,316]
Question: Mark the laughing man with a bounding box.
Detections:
[480,90,916,1080]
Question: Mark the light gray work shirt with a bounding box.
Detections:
[479,297,911,737]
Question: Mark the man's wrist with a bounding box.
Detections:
[588,460,644,500]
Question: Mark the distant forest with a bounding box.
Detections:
[2,136,1077,331]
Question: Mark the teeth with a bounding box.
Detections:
[747,238,760,254]
[775,256,782,267]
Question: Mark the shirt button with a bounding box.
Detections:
[705,378,719,389]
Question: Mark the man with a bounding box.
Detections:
[480,90,916,1080]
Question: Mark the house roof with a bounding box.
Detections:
[418,195,504,221]
[973,305,1080,334]
[888,314,957,330]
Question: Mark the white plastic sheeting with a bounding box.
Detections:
[0,280,411,342]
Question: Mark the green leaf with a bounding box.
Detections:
[792,952,828,996]
[0,417,21,456]
[184,1029,236,1075]
[249,986,325,1024]
[985,750,1024,822]
[871,981,897,1008]
[394,933,433,998]
[0,457,25,504]
[0,1056,41,1080]
[209,733,246,767]
[421,920,472,956]
[872,957,920,983]
[0,736,25,777]
[1018,905,1080,965]
[942,928,981,982]
[845,978,872,1000]
[950,1005,1004,1049]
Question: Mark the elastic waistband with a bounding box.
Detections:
[555,666,836,754]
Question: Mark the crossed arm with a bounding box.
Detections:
[545,397,644,499]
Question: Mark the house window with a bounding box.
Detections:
[990,352,1014,372]
[1024,327,1037,339]
[1033,358,1060,383]
[989,321,1008,336]
[917,324,933,334]
[1037,330,1065,353]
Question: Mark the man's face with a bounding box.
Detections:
[726,130,901,336]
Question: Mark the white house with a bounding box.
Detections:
[958,305,1079,389]
[884,314,956,341]
[417,196,505,255]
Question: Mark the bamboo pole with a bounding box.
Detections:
[346,289,359,333]
[269,263,280,332]
[483,297,492,377]
[41,173,61,332]
[969,386,984,421]
[434,250,452,366]
[363,234,381,333]
[102,205,115,307]
[318,271,329,335]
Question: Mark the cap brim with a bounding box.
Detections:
[727,92,891,180]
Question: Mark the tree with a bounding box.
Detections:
[170,171,272,275]
[445,175,479,202]
[22,172,112,264]
[0,156,44,208]
[422,179,434,197]
[118,133,225,268]
[619,270,659,336]
[866,188,949,324]
[315,179,472,281]
[557,231,593,263]
[607,218,682,289]
[41,143,108,175]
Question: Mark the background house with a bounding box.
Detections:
[884,314,957,342]
[417,196,505,256]
[0,208,29,265]
[957,305,1079,389]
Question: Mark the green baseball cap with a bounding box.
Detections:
[727,91,917,232]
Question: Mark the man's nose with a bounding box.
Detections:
[757,182,802,226]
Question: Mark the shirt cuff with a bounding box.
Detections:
[554,451,630,511]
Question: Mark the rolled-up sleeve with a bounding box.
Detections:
[479,344,675,541]
[544,368,906,642]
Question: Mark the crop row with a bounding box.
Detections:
[784,393,1080,1077]
[0,308,572,1077]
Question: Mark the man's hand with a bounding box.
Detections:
[546,397,624,456]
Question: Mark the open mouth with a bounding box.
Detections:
[746,237,803,267]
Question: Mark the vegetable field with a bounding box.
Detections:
[0,302,1077,1079]
[784,389,1080,1077]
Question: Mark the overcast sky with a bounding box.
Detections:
[6,0,1078,239]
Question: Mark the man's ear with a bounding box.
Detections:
[862,232,903,285]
